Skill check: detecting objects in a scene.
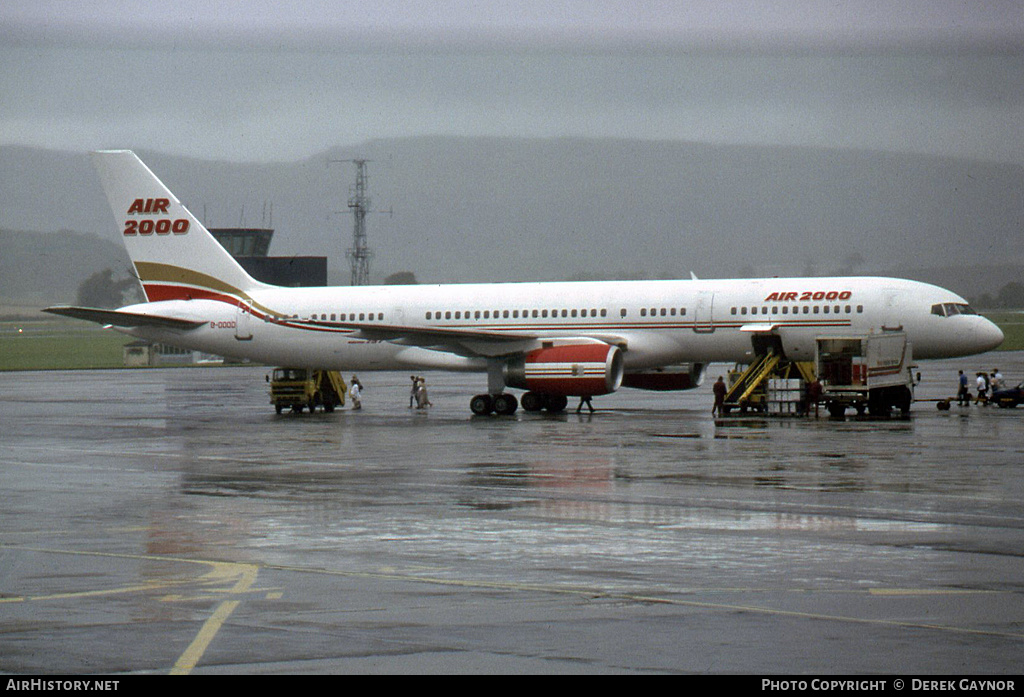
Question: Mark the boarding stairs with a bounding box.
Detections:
[723,351,782,409]
[722,351,817,415]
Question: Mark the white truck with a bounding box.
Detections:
[815,332,915,417]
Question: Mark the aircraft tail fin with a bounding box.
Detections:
[91,150,267,304]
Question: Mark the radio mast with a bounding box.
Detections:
[329,158,374,286]
[346,159,373,286]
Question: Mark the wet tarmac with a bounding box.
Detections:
[1,352,1023,674]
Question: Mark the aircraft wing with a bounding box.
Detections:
[43,305,207,330]
[300,318,629,358]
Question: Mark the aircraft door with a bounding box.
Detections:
[882,288,903,331]
[235,300,254,341]
[693,291,714,333]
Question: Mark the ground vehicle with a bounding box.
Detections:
[991,382,1024,408]
[269,368,347,413]
[816,333,914,417]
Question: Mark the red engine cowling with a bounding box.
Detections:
[505,341,624,396]
[621,363,706,391]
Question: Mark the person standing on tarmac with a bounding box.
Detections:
[806,377,823,417]
[712,376,727,416]
[958,370,971,406]
[350,375,363,410]
[416,377,433,408]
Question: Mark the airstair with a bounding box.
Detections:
[723,351,782,411]
[722,351,816,415]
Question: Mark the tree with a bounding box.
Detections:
[383,271,418,285]
[76,268,139,308]
[996,281,1024,308]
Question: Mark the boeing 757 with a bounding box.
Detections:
[45,150,1004,415]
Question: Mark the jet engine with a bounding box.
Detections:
[505,339,624,396]
[621,362,706,391]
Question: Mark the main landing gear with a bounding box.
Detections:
[469,391,570,416]
[470,393,518,416]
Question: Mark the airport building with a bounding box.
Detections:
[209,228,327,287]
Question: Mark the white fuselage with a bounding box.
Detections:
[118,275,1004,375]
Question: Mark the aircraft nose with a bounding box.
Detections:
[977,317,1004,352]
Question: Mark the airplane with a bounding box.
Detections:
[45,150,1005,415]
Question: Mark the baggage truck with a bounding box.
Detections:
[269,368,347,414]
[815,333,914,417]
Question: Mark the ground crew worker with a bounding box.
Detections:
[806,377,822,417]
[712,376,727,416]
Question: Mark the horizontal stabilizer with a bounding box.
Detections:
[43,305,206,330]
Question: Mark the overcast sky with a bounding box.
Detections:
[2,1,1024,163]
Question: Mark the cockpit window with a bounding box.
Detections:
[931,302,979,317]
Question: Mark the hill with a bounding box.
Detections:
[2,137,1022,296]
[0,229,133,315]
